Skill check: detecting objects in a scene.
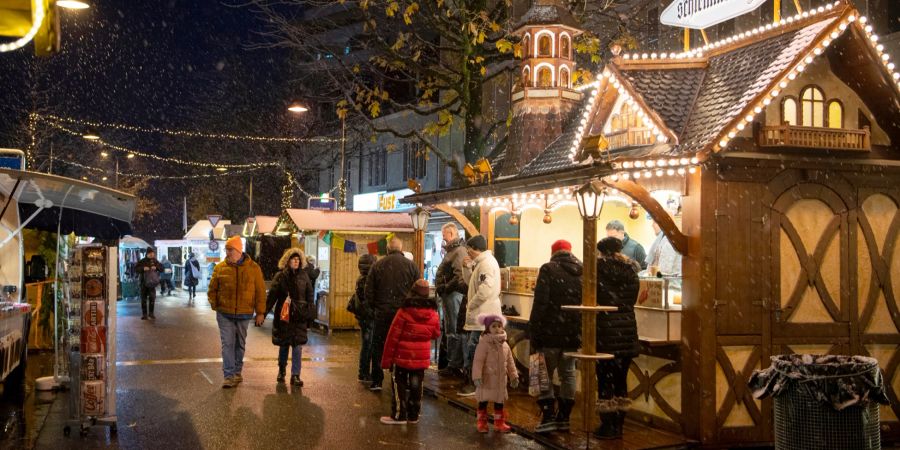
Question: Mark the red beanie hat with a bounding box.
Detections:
[551,239,572,254]
[411,279,431,298]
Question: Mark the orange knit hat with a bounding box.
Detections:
[225,235,243,253]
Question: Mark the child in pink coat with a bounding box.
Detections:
[472,313,519,433]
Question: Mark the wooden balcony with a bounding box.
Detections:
[758,124,871,151]
[608,127,656,149]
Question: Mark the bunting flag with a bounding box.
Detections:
[332,236,345,249]
[377,238,387,255]
[323,231,333,245]
[316,230,394,255]
[318,230,328,240]
[344,240,357,253]
[367,241,379,255]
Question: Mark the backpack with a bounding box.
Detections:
[143,268,160,288]
[346,292,361,316]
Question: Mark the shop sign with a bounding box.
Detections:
[208,240,219,251]
[637,278,664,308]
[660,0,767,30]
[308,196,336,211]
[377,189,414,212]
[352,191,385,212]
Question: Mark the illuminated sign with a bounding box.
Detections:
[308,196,337,211]
[660,0,767,30]
[377,189,415,212]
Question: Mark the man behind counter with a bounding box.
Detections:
[605,220,647,270]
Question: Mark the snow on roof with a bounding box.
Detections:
[284,209,414,233]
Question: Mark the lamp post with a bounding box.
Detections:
[409,206,430,276]
[573,179,607,435]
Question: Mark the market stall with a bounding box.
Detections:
[182,219,231,291]
[275,209,415,333]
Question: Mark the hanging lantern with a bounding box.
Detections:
[509,213,519,225]
[629,202,640,219]
[543,210,552,224]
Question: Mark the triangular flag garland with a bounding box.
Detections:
[315,231,397,255]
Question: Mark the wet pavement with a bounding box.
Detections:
[2,291,548,449]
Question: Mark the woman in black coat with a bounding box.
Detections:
[265,248,316,386]
[594,236,640,440]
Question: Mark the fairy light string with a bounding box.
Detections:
[36,114,340,143]
[54,158,269,180]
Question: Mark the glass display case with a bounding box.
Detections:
[635,275,682,343]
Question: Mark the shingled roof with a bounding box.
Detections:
[513,1,582,32]
[520,94,594,176]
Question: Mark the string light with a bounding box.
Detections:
[47,120,281,169]
[54,158,269,180]
[0,0,44,53]
[36,114,340,143]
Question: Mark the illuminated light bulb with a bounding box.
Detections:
[677,168,686,175]
[644,170,653,178]
[657,159,666,167]
[737,123,746,131]
[839,23,847,31]
[478,198,484,205]
[719,139,728,148]
[766,24,773,31]
[641,53,649,59]
[888,63,895,70]
[651,53,657,59]
[745,114,755,122]
[679,157,689,165]
[727,131,737,138]
[591,89,599,96]
[610,174,619,182]
[623,54,631,60]
[877,44,885,52]
[859,16,867,24]
[646,160,655,168]
[633,171,641,179]
[620,172,630,180]
[801,11,809,18]
[779,81,788,88]
[580,118,588,125]
[788,72,797,80]
[666,169,675,176]
[634,160,644,168]
[622,161,632,169]
[660,53,668,58]
[817,6,825,13]
[822,39,831,47]
[894,73,900,80]
[669,158,678,166]
[690,157,699,164]
[563,188,570,195]
[804,56,813,64]
[771,89,780,97]
[688,166,697,174]
[554,187,560,194]
[608,74,616,83]
[883,54,890,62]
[848,14,856,22]
[826,2,834,9]
[754,106,763,113]
[814,48,823,55]
[655,169,664,177]
[796,64,805,72]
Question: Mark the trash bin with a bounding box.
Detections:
[749,354,890,450]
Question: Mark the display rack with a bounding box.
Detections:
[63,245,117,437]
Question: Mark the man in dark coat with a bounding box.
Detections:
[594,237,640,440]
[135,247,164,320]
[351,253,377,383]
[159,256,174,296]
[434,223,468,378]
[528,239,582,433]
[364,237,419,391]
[605,220,647,270]
[264,248,315,386]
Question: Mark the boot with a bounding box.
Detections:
[290,375,303,387]
[535,398,557,433]
[276,365,286,383]
[493,409,512,433]
[555,398,575,432]
[476,408,489,433]
[615,410,627,436]
[593,413,622,440]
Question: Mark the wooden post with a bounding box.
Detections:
[580,217,598,433]
[683,28,690,52]
[774,0,781,22]
[415,228,425,277]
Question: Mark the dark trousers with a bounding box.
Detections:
[390,366,424,421]
[186,284,197,298]
[596,357,632,402]
[369,319,392,385]
[160,279,174,294]
[140,286,156,316]
[358,319,374,379]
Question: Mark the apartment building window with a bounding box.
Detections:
[367,148,386,186]
[402,141,427,181]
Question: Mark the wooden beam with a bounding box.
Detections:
[432,203,479,237]
[602,179,688,255]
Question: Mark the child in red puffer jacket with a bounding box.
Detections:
[380,279,441,425]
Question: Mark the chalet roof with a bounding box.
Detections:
[514,1,582,32]
[284,209,413,233]
[520,94,594,176]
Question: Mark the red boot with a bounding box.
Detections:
[494,409,512,433]
[476,408,489,433]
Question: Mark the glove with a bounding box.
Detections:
[473,379,482,388]
[510,378,519,389]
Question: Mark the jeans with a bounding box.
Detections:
[441,291,465,370]
[370,319,392,385]
[358,319,374,379]
[390,366,424,421]
[139,286,156,316]
[596,357,632,407]
[463,330,481,373]
[216,312,250,378]
[159,279,174,294]
[537,347,577,400]
[278,344,302,376]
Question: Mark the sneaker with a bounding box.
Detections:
[379,416,407,425]
[438,367,463,378]
[233,374,243,384]
[369,382,383,392]
[221,377,236,389]
[357,375,370,383]
[407,417,419,424]
[458,383,476,397]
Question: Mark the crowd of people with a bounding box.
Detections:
[134,217,655,438]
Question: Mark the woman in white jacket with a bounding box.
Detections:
[458,235,503,397]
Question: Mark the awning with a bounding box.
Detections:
[184,219,232,240]
[284,209,414,233]
[0,169,135,240]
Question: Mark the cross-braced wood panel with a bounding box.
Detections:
[715,345,763,431]
[628,356,682,426]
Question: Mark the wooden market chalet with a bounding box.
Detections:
[404,0,900,446]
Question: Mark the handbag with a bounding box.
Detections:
[528,352,551,397]
[280,295,292,322]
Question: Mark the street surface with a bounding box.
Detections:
[21,291,547,449]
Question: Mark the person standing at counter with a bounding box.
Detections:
[646,221,682,277]
[435,223,468,380]
[594,236,640,440]
[605,220,647,270]
[458,235,502,397]
[528,239,582,433]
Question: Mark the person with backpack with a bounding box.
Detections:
[183,253,201,304]
[135,247,164,320]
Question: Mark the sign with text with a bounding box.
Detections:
[308,196,337,211]
[660,0,767,30]
[377,188,415,212]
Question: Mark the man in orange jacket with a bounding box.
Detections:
[208,235,266,388]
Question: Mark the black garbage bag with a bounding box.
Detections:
[749,354,889,411]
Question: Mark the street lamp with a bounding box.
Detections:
[575,179,606,219]
[287,103,309,113]
[82,130,100,140]
[409,206,430,276]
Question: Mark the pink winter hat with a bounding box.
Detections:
[477,313,506,328]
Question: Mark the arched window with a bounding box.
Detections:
[522,67,530,88]
[800,86,825,127]
[537,67,552,87]
[611,114,622,130]
[559,67,570,88]
[827,100,843,129]
[523,36,530,58]
[782,97,798,126]
[560,35,570,59]
[538,35,552,57]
